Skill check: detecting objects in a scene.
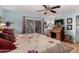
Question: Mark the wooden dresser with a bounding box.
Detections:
[48,26,64,41]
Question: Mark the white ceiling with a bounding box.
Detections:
[1,5,79,16]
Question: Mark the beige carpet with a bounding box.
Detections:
[63,42,79,53]
[71,43,79,53]
[62,42,74,53]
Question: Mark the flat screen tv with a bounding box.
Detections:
[54,19,64,25]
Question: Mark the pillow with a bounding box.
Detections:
[0,33,15,43]
[0,38,16,53]
[3,28,15,39]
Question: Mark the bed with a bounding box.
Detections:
[9,33,66,53]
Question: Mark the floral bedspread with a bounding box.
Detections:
[9,33,65,53]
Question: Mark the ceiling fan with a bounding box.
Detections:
[37,5,60,15]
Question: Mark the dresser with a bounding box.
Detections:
[48,26,64,41]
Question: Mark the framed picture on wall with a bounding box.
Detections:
[67,18,72,23]
[67,25,72,30]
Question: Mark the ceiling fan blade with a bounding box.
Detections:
[50,10,56,13]
[51,5,60,9]
[37,9,45,12]
[42,5,48,9]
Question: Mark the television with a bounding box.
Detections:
[54,19,64,26]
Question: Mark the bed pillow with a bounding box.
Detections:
[0,33,15,43]
[0,38,16,53]
[3,28,15,39]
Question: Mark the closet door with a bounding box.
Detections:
[23,16,44,34]
[35,20,41,34]
[27,19,35,33]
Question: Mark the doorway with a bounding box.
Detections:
[76,16,79,42]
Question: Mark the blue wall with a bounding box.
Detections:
[2,10,44,34]
[0,7,5,19]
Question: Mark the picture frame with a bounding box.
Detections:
[67,18,72,23]
[67,25,72,30]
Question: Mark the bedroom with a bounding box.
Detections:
[0,5,79,53]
